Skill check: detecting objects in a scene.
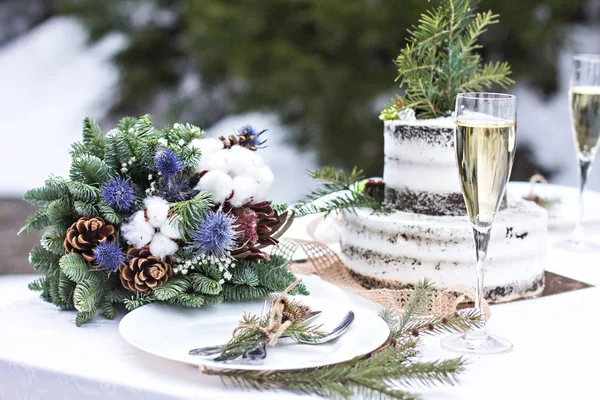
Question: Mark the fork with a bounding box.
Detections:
[240,310,355,363]
[188,302,322,357]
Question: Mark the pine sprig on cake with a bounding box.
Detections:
[294,167,388,217]
[20,115,305,325]
[380,0,514,120]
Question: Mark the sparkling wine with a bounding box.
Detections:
[455,117,516,227]
[570,86,600,161]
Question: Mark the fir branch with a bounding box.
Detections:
[124,292,156,311]
[28,277,46,292]
[222,284,271,303]
[75,309,98,327]
[383,0,513,119]
[41,226,67,255]
[169,191,212,237]
[58,253,95,283]
[101,299,116,320]
[152,275,191,301]
[230,265,260,287]
[189,273,223,295]
[29,245,61,274]
[74,201,100,217]
[69,154,114,186]
[97,200,124,225]
[294,167,381,217]
[19,208,50,235]
[68,181,101,203]
[165,292,205,308]
[23,176,69,205]
[73,274,107,312]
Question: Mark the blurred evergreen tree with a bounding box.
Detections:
[58,0,589,176]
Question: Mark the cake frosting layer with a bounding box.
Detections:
[339,196,547,303]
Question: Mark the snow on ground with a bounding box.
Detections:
[0,17,125,195]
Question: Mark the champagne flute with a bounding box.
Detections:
[441,93,516,355]
[560,54,600,250]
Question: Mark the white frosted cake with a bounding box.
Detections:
[339,118,548,303]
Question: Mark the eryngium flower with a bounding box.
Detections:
[188,209,238,258]
[154,147,183,181]
[93,242,125,272]
[101,176,135,213]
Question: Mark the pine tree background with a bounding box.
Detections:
[54,0,593,179]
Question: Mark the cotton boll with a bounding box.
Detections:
[190,138,224,156]
[149,233,179,259]
[121,210,154,248]
[251,165,274,202]
[159,217,182,239]
[230,175,259,207]
[226,146,255,176]
[196,170,234,204]
[144,196,170,228]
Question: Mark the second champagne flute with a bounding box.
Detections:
[441,92,516,355]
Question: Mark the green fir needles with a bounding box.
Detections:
[381,0,514,120]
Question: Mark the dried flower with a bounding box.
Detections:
[101,176,135,213]
[188,209,238,258]
[154,147,183,181]
[93,242,125,272]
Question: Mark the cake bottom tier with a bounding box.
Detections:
[339,197,548,303]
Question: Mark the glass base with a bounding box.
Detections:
[441,332,513,355]
[556,237,600,252]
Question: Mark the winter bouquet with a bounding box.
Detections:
[20,115,305,326]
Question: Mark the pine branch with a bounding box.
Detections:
[152,275,191,301]
[189,272,223,295]
[294,167,382,217]
[169,191,212,236]
[41,226,67,255]
[19,208,50,235]
[73,274,107,312]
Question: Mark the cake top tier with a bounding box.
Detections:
[382,118,508,216]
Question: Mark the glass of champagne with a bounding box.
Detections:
[441,93,516,355]
[561,54,600,250]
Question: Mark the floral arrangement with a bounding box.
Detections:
[20,115,305,326]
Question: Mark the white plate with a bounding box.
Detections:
[119,293,389,371]
[508,181,600,231]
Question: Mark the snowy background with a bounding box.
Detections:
[1,17,600,203]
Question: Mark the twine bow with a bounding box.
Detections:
[232,278,303,346]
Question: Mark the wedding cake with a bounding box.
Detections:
[338,117,548,303]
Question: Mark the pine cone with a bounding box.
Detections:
[119,247,173,293]
[64,217,116,266]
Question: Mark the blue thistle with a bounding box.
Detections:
[93,242,125,272]
[238,125,267,150]
[101,176,135,213]
[187,209,238,258]
[154,147,183,181]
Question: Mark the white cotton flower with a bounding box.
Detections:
[197,149,230,173]
[143,196,170,228]
[121,210,155,248]
[196,170,234,204]
[159,217,182,239]
[253,165,275,202]
[226,146,256,176]
[149,233,179,259]
[230,175,258,207]
[190,138,224,157]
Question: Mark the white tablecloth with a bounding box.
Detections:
[1,246,599,399]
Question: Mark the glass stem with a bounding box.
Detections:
[468,226,491,339]
[574,159,591,242]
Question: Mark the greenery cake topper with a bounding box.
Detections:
[20,115,306,326]
[380,0,514,120]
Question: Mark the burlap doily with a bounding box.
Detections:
[274,239,490,320]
